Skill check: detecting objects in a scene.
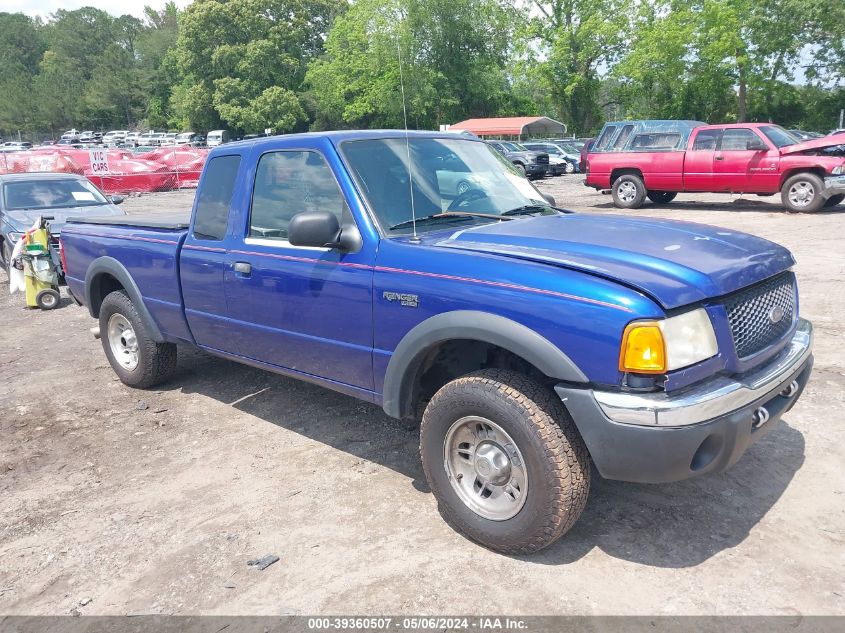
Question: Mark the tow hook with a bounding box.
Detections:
[781,380,799,398]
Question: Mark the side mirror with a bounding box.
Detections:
[541,193,556,206]
[288,210,341,248]
[746,139,767,151]
[109,195,125,205]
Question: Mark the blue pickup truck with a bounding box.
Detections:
[61,130,814,554]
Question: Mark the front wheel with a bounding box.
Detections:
[611,174,647,209]
[781,173,825,213]
[647,191,677,204]
[420,369,591,554]
[1,240,11,272]
[564,161,575,174]
[99,290,177,388]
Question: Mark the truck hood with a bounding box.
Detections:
[435,214,795,309]
[4,204,125,235]
[779,132,845,155]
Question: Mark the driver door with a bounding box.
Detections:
[714,128,779,192]
[222,143,376,391]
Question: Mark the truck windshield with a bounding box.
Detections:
[341,137,553,235]
[760,126,799,148]
[3,178,109,210]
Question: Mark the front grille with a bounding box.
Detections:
[724,271,796,359]
[535,154,549,165]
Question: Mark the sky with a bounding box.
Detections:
[7,0,192,19]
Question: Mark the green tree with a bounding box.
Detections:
[0,13,46,137]
[174,0,345,134]
[306,0,520,130]
[525,0,630,134]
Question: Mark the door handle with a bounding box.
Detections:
[714,155,724,161]
[233,262,252,275]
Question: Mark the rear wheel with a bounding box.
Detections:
[647,191,677,204]
[99,290,177,388]
[420,369,591,554]
[611,174,647,209]
[823,194,844,208]
[781,173,825,213]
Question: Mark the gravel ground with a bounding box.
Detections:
[1,178,843,616]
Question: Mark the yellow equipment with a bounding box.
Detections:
[21,225,61,310]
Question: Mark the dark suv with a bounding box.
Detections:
[487,141,549,179]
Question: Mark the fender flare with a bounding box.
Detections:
[381,310,587,418]
[84,256,164,342]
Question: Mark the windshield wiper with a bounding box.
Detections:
[501,204,554,217]
[388,211,514,231]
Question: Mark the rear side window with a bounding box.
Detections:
[594,125,617,151]
[692,130,721,151]
[720,128,759,151]
[610,124,635,150]
[193,155,241,240]
[630,133,681,150]
[249,151,345,241]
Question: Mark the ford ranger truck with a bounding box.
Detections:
[61,131,814,554]
[585,120,845,213]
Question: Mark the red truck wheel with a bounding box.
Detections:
[612,174,647,209]
[781,173,825,213]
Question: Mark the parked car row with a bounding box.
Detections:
[27,128,234,150]
[486,139,586,179]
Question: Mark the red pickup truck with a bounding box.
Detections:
[585,121,845,212]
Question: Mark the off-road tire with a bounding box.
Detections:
[99,290,177,388]
[823,194,844,208]
[420,369,591,554]
[647,191,677,204]
[781,173,826,213]
[611,173,647,209]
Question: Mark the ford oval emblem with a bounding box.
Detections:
[769,305,785,324]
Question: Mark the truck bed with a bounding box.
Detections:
[61,216,193,344]
[65,212,190,230]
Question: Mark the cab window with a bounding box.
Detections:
[692,130,721,151]
[249,151,345,241]
[193,155,241,241]
[720,128,760,151]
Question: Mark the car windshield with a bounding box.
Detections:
[341,137,553,235]
[760,125,799,148]
[3,179,109,210]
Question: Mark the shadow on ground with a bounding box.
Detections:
[164,346,805,569]
[590,197,845,214]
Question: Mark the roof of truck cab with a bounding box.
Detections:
[213,129,485,153]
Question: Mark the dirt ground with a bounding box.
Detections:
[1,179,843,616]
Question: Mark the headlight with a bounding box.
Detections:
[832,164,845,175]
[619,308,718,374]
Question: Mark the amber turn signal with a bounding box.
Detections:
[619,322,666,374]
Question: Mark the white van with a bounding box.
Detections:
[206,130,230,147]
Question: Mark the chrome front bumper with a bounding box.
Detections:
[594,319,813,427]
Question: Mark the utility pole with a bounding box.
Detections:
[839,108,844,130]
